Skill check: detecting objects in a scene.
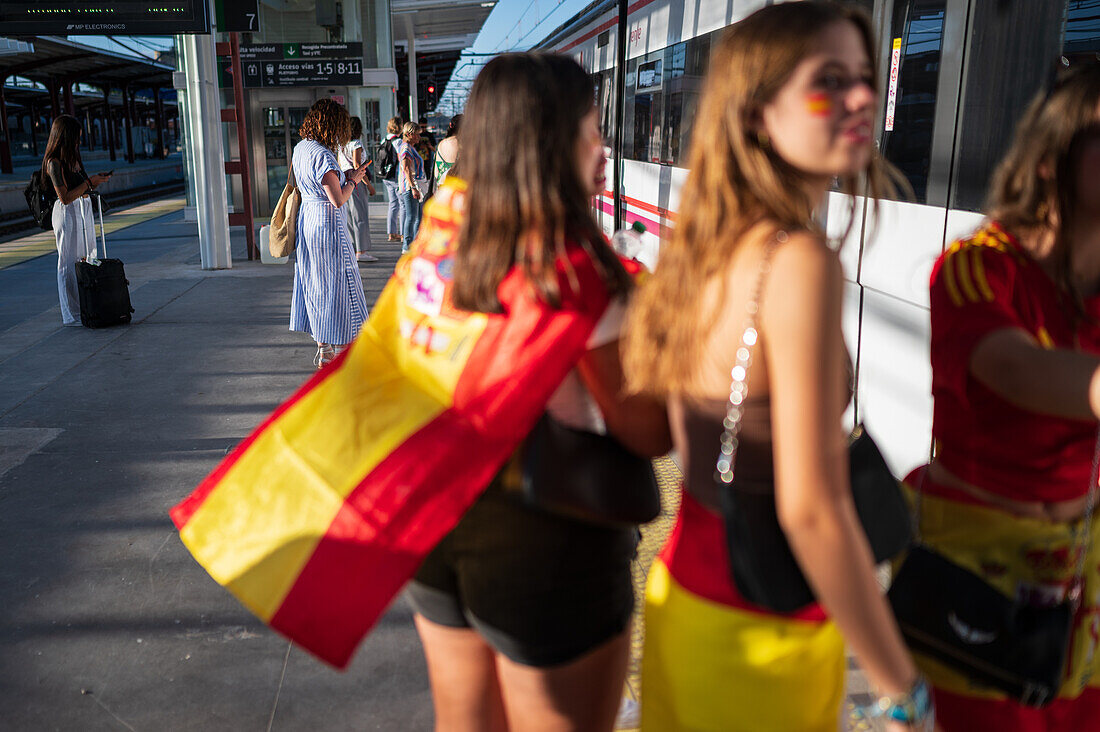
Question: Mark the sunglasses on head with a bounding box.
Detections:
[1045,52,1100,100]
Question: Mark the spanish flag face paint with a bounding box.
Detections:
[806,91,832,117]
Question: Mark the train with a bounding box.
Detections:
[538,0,1100,476]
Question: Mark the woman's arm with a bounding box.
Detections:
[970,329,1100,419]
[320,167,364,208]
[576,340,672,457]
[402,154,422,201]
[352,147,364,169]
[765,234,919,700]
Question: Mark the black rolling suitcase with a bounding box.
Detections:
[75,193,133,328]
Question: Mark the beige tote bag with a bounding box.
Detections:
[269,167,300,258]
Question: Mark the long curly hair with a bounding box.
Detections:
[299,99,351,152]
[622,1,897,396]
[450,53,631,313]
[987,63,1100,320]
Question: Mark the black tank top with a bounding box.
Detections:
[47,159,87,192]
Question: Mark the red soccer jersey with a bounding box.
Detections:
[930,221,1100,503]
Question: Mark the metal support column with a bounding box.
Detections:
[180,30,232,269]
[406,22,418,122]
[215,33,258,259]
[63,81,75,115]
[122,85,135,163]
[0,78,12,175]
[29,102,38,156]
[154,88,166,158]
[49,81,60,117]
[103,87,117,161]
[612,0,628,232]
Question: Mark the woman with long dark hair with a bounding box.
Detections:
[288,99,369,367]
[405,53,670,730]
[623,3,930,730]
[43,114,111,325]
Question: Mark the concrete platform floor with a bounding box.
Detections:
[0,206,431,731]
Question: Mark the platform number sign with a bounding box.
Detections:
[217,0,260,32]
[885,37,902,132]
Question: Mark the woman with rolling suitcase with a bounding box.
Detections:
[42,114,111,326]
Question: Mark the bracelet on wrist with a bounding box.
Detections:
[858,675,934,730]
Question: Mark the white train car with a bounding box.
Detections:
[539,0,1100,477]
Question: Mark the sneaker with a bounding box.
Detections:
[401,246,409,254]
[357,253,378,262]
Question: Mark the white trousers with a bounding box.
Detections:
[52,197,96,325]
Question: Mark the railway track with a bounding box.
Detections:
[0,179,186,238]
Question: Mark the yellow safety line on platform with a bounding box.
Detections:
[0,197,185,270]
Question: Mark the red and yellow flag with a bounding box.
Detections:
[171,178,613,668]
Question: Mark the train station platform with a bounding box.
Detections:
[0,197,881,730]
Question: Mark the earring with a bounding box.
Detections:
[756,130,770,149]
[1037,200,1050,222]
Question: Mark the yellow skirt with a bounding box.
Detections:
[640,559,845,731]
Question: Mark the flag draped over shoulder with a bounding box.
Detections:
[171,177,613,668]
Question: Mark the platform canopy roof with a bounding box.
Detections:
[392,0,497,54]
[0,36,176,92]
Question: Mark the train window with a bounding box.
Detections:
[622,31,713,167]
[948,1,1098,212]
[879,0,946,205]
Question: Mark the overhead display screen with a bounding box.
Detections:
[0,1,211,35]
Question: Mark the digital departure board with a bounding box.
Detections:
[0,0,210,36]
[220,43,365,88]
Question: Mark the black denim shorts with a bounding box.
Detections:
[406,484,637,668]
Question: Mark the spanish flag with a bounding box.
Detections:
[171,178,614,668]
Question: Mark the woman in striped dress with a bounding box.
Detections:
[289,99,370,368]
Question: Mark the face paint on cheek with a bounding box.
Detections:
[806,91,833,117]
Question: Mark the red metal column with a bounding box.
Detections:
[29,102,39,157]
[49,80,61,117]
[154,88,165,158]
[103,86,117,162]
[63,81,75,115]
[216,33,258,259]
[122,85,135,164]
[0,77,12,175]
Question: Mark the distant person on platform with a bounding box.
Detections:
[380,117,405,242]
[397,121,427,254]
[289,99,369,368]
[338,115,378,262]
[433,114,461,190]
[42,114,111,326]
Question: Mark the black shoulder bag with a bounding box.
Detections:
[520,413,661,529]
[714,231,912,613]
[885,436,1100,708]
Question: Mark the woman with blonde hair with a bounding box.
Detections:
[380,116,405,241]
[288,98,369,367]
[623,3,932,730]
[892,61,1100,730]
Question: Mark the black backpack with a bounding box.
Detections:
[25,170,57,231]
[377,138,399,181]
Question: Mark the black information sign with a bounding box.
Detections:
[216,0,260,33]
[0,0,210,35]
[220,43,363,88]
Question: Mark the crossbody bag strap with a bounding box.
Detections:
[715,230,787,485]
[1069,428,1100,607]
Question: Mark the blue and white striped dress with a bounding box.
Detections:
[289,139,368,345]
